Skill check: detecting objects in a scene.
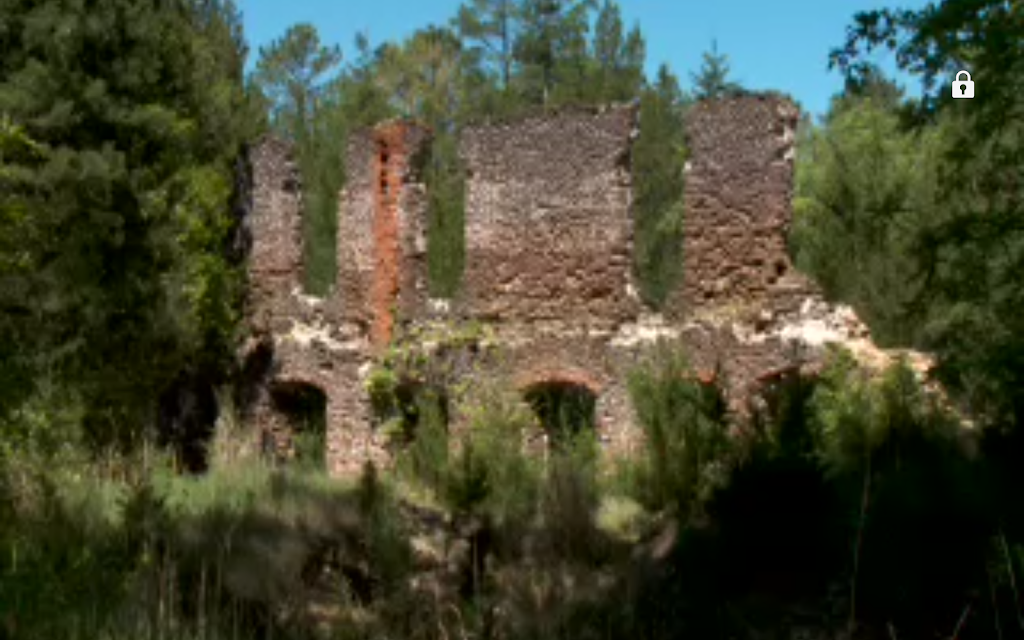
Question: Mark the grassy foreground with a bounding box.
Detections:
[4,350,1024,640]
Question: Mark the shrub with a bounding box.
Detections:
[626,346,732,516]
[444,383,541,527]
[540,441,605,563]
[395,388,451,494]
[806,352,992,633]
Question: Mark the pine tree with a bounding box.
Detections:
[0,0,257,450]
[514,0,593,107]
[691,39,742,99]
[792,86,939,346]
[456,0,519,90]
[633,65,688,306]
[591,1,646,102]
[832,0,1024,424]
[253,23,344,293]
[252,24,343,146]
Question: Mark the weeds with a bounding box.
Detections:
[626,345,732,516]
[5,349,1024,640]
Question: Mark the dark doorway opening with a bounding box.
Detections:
[524,381,597,448]
[271,382,328,470]
[158,373,219,474]
[389,381,450,446]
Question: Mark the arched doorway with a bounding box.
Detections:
[270,381,328,470]
[523,379,598,449]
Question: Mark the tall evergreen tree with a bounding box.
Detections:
[831,0,1024,424]
[0,0,258,449]
[591,0,646,102]
[633,65,688,306]
[456,0,520,90]
[514,0,594,106]
[792,85,941,346]
[252,24,344,293]
[691,39,742,99]
[252,24,342,146]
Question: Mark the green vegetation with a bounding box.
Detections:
[1,0,1023,638]
[792,80,941,346]
[691,39,743,99]
[251,0,696,302]
[632,64,688,306]
[625,349,729,514]
[0,0,259,454]
[794,0,1024,425]
[9,346,1024,639]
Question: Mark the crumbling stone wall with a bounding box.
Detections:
[240,94,905,476]
[456,106,643,453]
[243,123,431,475]
[459,106,640,329]
[670,95,801,315]
[247,136,304,335]
[335,121,431,350]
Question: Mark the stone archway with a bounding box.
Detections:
[268,381,328,469]
[519,371,602,449]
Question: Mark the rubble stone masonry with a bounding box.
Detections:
[459,105,640,328]
[674,95,801,312]
[241,94,898,475]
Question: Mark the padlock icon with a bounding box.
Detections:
[952,71,974,98]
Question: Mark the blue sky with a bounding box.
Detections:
[240,0,930,118]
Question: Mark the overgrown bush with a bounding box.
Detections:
[395,388,451,495]
[539,431,607,564]
[0,448,413,640]
[444,384,541,528]
[626,346,732,516]
[805,351,994,635]
[8,346,1024,640]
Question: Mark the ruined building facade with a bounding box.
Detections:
[241,94,882,476]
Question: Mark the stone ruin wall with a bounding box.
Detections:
[459,106,640,329]
[674,96,801,312]
[246,137,304,335]
[244,135,384,476]
[670,96,820,404]
[241,94,883,475]
[458,106,643,454]
[334,122,431,350]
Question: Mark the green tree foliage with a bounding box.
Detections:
[627,347,729,515]
[0,117,43,422]
[828,0,1024,424]
[792,84,944,346]
[457,0,519,91]
[252,24,344,293]
[691,40,742,99]
[252,24,342,145]
[589,0,646,102]
[633,65,688,307]
[0,0,257,451]
[514,0,595,106]
[332,33,397,131]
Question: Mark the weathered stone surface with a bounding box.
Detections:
[247,136,304,336]
[239,95,926,476]
[460,105,640,329]
[670,94,801,316]
[335,121,431,348]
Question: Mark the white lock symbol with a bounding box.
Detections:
[952,71,974,98]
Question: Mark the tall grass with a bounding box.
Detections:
[6,348,1024,639]
[0,442,402,639]
[624,346,732,516]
